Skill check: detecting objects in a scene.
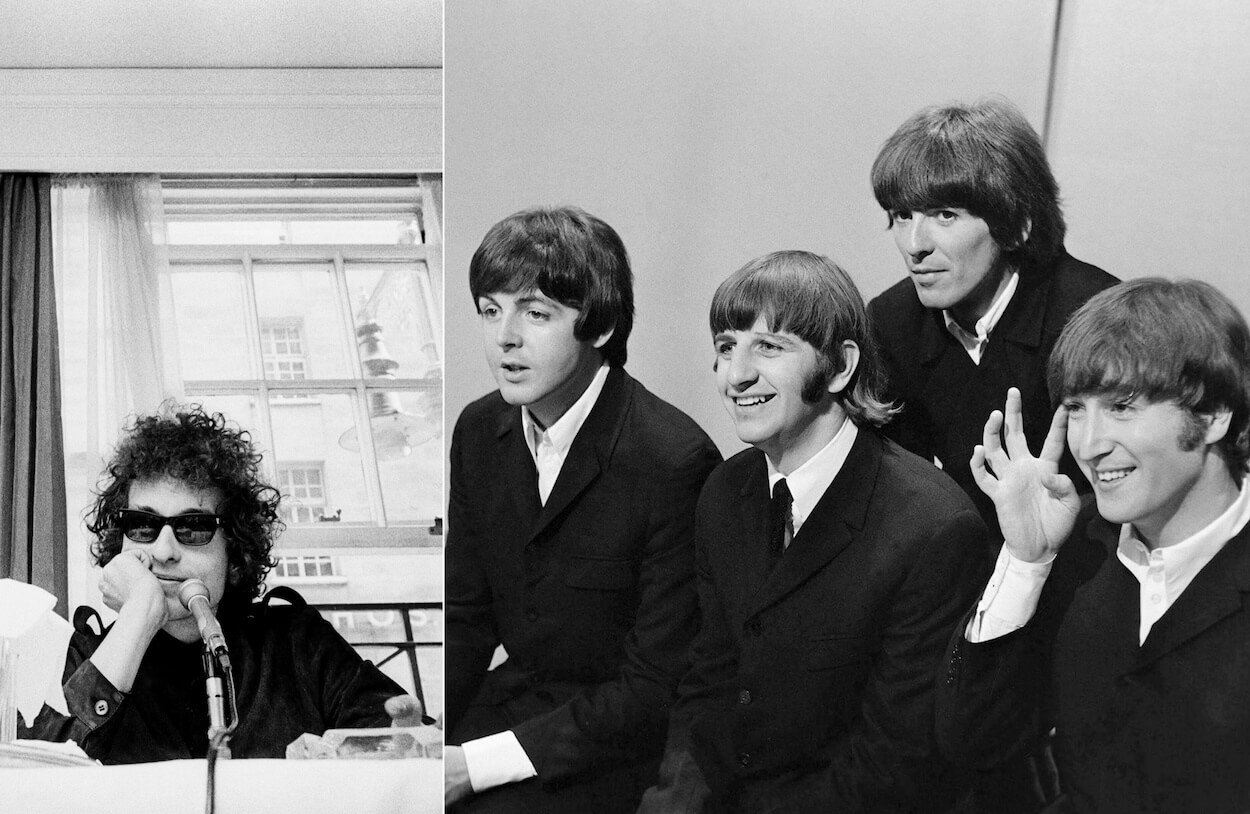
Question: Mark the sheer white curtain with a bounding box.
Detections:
[52,175,183,612]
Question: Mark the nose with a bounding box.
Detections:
[1070,409,1113,462]
[147,524,182,563]
[493,311,521,349]
[724,346,758,391]
[900,215,933,261]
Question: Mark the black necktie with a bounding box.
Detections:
[768,478,792,569]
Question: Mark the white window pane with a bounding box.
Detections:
[253,265,351,379]
[375,390,443,523]
[270,394,374,523]
[170,268,257,379]
[345,262,440,379]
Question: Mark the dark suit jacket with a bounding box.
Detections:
[446,366,721,810]
[644,428,988,813]
[937,503,1250,814]
[868,253,1117,541]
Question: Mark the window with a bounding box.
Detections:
[162,176,444,536]
[277,463,327,524]
[274,555,336,579]
[261,321,309,382]
[54,174,445,709]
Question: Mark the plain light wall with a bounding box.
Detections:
[1050,0,1250,308]
[445,1,1059,457]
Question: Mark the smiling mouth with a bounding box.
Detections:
[733,394,774,407]
[1095,467,1133,484]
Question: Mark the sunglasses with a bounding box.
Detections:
[116,509,223,546]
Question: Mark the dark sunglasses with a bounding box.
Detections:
[116,509,223,546]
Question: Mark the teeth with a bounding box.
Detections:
[735,395,771,407]
[1097,468,1132,483]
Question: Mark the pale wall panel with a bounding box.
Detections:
[1050,0,1250,316]
[0,68,442,173]
[445,1,1059,457]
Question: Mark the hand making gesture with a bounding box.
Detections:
[971,387,1082,563]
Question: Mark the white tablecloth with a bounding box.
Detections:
[0,757,441,813]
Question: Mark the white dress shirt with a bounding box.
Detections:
[461,363,611,793]
[969,478,1250,644]
[521,363,611,505]
[942,270,1020,365]
[765,419,858,541]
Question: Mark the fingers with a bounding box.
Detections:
[385,693,425,727]
[133,549,152,569]
[1002,387,1030,458]
[1040,471,1077,501]
[981,408,1008,474]
[1039,404,1070,464]
[970,444,996,497]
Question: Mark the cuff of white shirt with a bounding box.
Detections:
[966,543,1055,642]
[461,730,538,794]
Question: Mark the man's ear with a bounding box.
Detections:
[591,325,615,349]
[1014,218,1033,249]
[826,341,860,396]
[1204,409,1233,445]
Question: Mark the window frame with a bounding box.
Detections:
[169,239,442,550]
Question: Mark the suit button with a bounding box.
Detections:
[737,752,751,768]
[738,690,751,705]
[525,609,539,622]
[94,699,110,716]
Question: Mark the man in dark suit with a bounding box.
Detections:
[939,278,1250,813]
[867,97,1117,542]
[639,250,988,813]
[445,206,721,812]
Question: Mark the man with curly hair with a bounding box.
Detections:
[19,404,416,763]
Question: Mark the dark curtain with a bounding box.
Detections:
[0,174,67,616]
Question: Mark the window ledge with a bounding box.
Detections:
[270,576,349,586]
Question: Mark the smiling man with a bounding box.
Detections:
[639,251,988,813]
[445,206,720,812]
[939,278,1250,813]
[867,98,1117,542]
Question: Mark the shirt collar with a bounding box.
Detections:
[521,363,611,457]
[766,418,858,534]
[942,270,1020,354]
[1117,476,1250,581]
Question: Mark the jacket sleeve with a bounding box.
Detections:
[291,607,408,729]
[637,480,738,814]
[444,412,501,733]
[18,624,130,761]
[511,438,721,786]
[868,299,935,465]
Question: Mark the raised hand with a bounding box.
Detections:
[99,548,167,624]
[971,387,1081,562]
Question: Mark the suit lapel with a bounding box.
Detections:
[914,271,1052,365]
[730,455,775,606]
[529,367,631,543]
[747,429,881,617]
[493,405,542,541]
[1135,525,1250,671]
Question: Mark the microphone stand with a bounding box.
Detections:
[202,645,238,814]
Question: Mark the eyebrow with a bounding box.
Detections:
[128,505,215,515]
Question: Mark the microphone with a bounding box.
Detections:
[178,579,230,664]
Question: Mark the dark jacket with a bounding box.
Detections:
[446,366,720,811]
[869,253,1117,542]
[937,503,1250,814]
[21,590,403,763]
[644,428,988,813]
